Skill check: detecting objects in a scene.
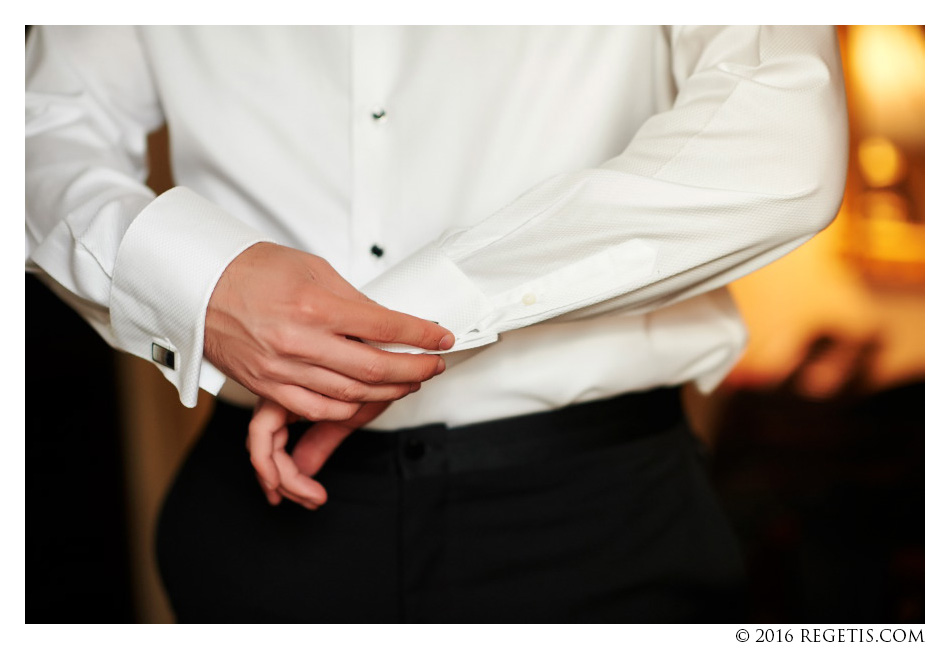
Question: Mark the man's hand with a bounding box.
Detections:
[204,242,454,421]
[248,397,391,509]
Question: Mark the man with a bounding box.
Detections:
[26,26,848,621]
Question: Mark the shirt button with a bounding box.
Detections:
[521,292,537,306]
[370,244,384,258]
[371,106,388,122]
[404,437,426,460]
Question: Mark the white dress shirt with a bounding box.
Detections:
[25,26,848,430]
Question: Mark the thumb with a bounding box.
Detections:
[292,402,391,476]
[291,421,352,477]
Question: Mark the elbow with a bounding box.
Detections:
[752,35,851,240]
[792,61,851,237]
[796,138,849,237]
[774,93,850,240]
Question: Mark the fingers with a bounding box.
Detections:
[273,447,327,510]
[255,472,282,506]
[246,399,285,491]
[268,384,363,422]
[346,400,392,429]
[294,337,448,386]
[249,400,392,511]
[292,402,390,477]
[260,326,448,392]
[248,411,325,510]
[329,299,455,351]
[250,353,427,435]
[271,362,422,403]
[291,420,354,477]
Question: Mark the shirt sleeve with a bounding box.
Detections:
[361,26,849,353]
[25,26,272,407]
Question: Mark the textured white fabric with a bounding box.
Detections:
[110,187,275,404]
[25,26,848,427]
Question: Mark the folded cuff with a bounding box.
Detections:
[360,244,498,354]
[109,186,274,407]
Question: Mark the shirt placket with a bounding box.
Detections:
[350,26,396,287]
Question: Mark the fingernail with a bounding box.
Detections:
[435,357,446,374]
[439,334,455,351]
[410,382,421,393]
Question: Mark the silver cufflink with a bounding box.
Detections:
[152,343,176,369]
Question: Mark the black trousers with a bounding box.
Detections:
[156,389,746,622]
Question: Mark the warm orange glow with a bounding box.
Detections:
[726,27,925,392]
[837,26,925,276]
[862,189,908,223]
[847,25,925,147]
[858,136,906,187]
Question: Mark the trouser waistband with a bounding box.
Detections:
[273,386,685,479]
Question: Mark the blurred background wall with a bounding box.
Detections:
[25,26,925,623]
